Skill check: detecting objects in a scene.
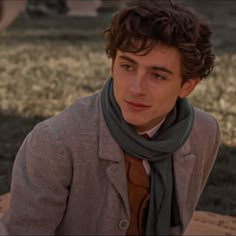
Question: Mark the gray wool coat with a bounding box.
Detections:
[0,90,220,235]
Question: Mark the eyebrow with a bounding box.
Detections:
[119,55,174,75]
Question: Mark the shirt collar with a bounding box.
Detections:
[138,117,166,138]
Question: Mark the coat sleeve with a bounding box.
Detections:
[0,122,73,235]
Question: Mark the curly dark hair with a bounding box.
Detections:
[104,0,215,82]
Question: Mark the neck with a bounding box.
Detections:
[137,117,166,137]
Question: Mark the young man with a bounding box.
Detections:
[0,0,220,235]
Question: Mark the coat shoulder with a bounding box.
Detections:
[188,107,221,158]
[38,91,101,136]
[193,107,220,137]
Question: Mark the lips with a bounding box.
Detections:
[125,100,150,111]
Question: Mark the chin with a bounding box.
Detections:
[123,114,144,127]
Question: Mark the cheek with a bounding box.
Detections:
[113,71,127,91]
[113,77,124,102]
[151,87,180,108]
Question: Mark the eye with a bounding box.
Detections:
[151,72,166,81]
[120,63,134,71]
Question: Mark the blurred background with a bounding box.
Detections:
[0,0,235,218]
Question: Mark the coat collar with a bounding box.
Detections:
[173,138,196,230]
[98,105,123,162]
[98,106,130,219]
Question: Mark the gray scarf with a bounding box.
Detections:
[101,78,194,235]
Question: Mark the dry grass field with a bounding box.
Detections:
[0,1,235,217]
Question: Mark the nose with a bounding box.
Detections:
[129,74,146,95]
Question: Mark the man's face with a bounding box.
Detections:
[111,44,199,132]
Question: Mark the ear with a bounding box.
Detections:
[179,78,200,98]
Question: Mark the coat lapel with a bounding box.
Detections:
[98,110,130,219]
[173,138,196,229]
